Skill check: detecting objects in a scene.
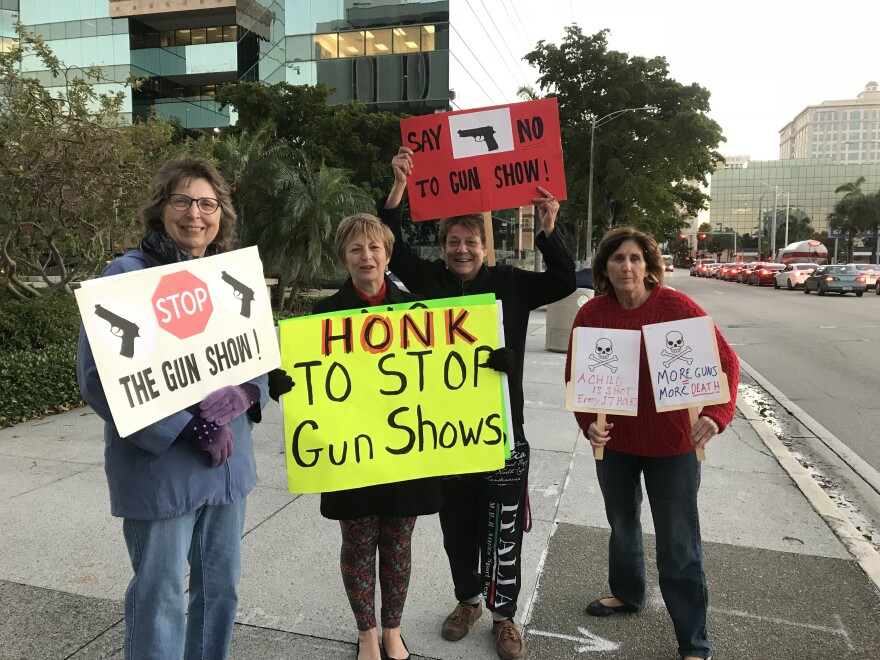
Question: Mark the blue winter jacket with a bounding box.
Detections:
[77,249,269,520]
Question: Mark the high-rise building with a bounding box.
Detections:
[779,82,880,164]
[283,0,449,114]
[12,0,287,130]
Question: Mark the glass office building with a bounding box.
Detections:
[709,158,880,257]
[12,0,286,129]
[283,0,450,113]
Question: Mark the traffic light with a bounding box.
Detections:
[679,233,687,240]
[698,233,707,240]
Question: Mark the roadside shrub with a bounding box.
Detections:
[0,292,81,351]
[0,294,83,426]
[0,341,82,426]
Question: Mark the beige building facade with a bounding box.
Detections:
[779,82,880,164]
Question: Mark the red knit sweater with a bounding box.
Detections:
[564,286,739,457]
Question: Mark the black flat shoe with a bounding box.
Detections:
[381,635,410,660]
[585,597,638,616]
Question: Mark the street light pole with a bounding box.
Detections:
[585,105,657,265]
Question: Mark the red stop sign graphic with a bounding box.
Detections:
[151,271,213,339]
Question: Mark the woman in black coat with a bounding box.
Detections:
[270,212,440,660]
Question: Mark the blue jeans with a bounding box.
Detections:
[122,498,247,660]
[595,450,711,660]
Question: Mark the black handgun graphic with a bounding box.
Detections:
[94,304,139,359]
[457,126,499,152]
[221,271,254,318]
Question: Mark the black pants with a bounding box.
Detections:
[439,429,529,619]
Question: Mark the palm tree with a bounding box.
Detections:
[252,159,373,312]
[829,177,869,261]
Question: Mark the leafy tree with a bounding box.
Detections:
[216,82,405,200]
[0,26,193,299]
[828,177,873,261]
[524,27,724,256]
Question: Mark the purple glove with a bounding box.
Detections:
[200,384,260,426]
[179,417,234,467]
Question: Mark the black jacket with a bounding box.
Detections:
[313,276,443,521]
[378,201,576,427]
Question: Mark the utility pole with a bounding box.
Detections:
[770,195,778,260]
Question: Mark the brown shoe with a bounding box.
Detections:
[441,601,482,641]
[492,619,526,660]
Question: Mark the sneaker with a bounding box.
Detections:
[441,601,482,641]
[492,619,526,660]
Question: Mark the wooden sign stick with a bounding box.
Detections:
[688,407,706,461]
[594,412,606,460]
[482,211,496,267]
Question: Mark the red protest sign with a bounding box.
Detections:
[400,98,567,221]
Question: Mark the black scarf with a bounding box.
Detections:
[140,228,219,265]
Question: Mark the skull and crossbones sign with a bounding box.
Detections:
[588,338,619,372]
[661,331,693,367]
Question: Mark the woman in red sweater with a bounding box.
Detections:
[564,226,738,660]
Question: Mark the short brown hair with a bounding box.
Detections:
[592,226,664,294]
[438,214,485,247]
[335,213,395,265]
[140,157,236,253]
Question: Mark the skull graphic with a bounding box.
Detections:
[665,331,684,353]
[595,338,614,356]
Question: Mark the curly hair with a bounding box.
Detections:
[592,226,664,294]
[335,213,395,266]
[140,157,236,253]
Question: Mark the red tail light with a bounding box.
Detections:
[760,270,770,275]
[824,276,838,281]
[856,276,866,283]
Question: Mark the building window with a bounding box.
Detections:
[365,28,392,55]
[421,25,435,51]
[175,29,191,47]
[314,33,338,59]
[338,30,364,57]
[392,26,420,53]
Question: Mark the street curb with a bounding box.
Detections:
[735,394,880,594]
[738,358,880,495]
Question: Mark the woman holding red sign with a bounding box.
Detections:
[377,146,576,660]
[564,226,739,660]
[268,213,441,660]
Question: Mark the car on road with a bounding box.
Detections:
[575,267,593,289]
[662,255,674,272]
[852,264,879,287]
[748,263,785,286]
[723,262,746,282]
[737,262,764,283]
[803,265,867,296]
[691,258,714,276]
[702,263,721,278]
[774,263,817,290]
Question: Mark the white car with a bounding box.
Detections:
[773,263,817,290]
[853,264,880,287]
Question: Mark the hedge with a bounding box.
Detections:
[0,294,84,427]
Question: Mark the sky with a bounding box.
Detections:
[450,0,880,161]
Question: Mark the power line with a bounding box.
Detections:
[499,0,531,54]
[511,0,536,44]
[448,47,499,106]
[449,22,511,104]
[461,0,530,89]
[476,0,533,86]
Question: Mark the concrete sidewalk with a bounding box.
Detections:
[1,308,879,659]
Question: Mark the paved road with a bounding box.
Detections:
[671,270,880,472]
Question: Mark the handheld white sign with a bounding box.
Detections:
[75,246,280,437]
[567,327,641,414]
[567,327,641,460]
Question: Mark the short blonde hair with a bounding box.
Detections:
[438,214,485,247]
[592,226,664,294]
[335,213,395,265]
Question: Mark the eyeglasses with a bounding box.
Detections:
[167,193,220,214]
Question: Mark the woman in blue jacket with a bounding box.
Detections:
[77,157,268,660]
